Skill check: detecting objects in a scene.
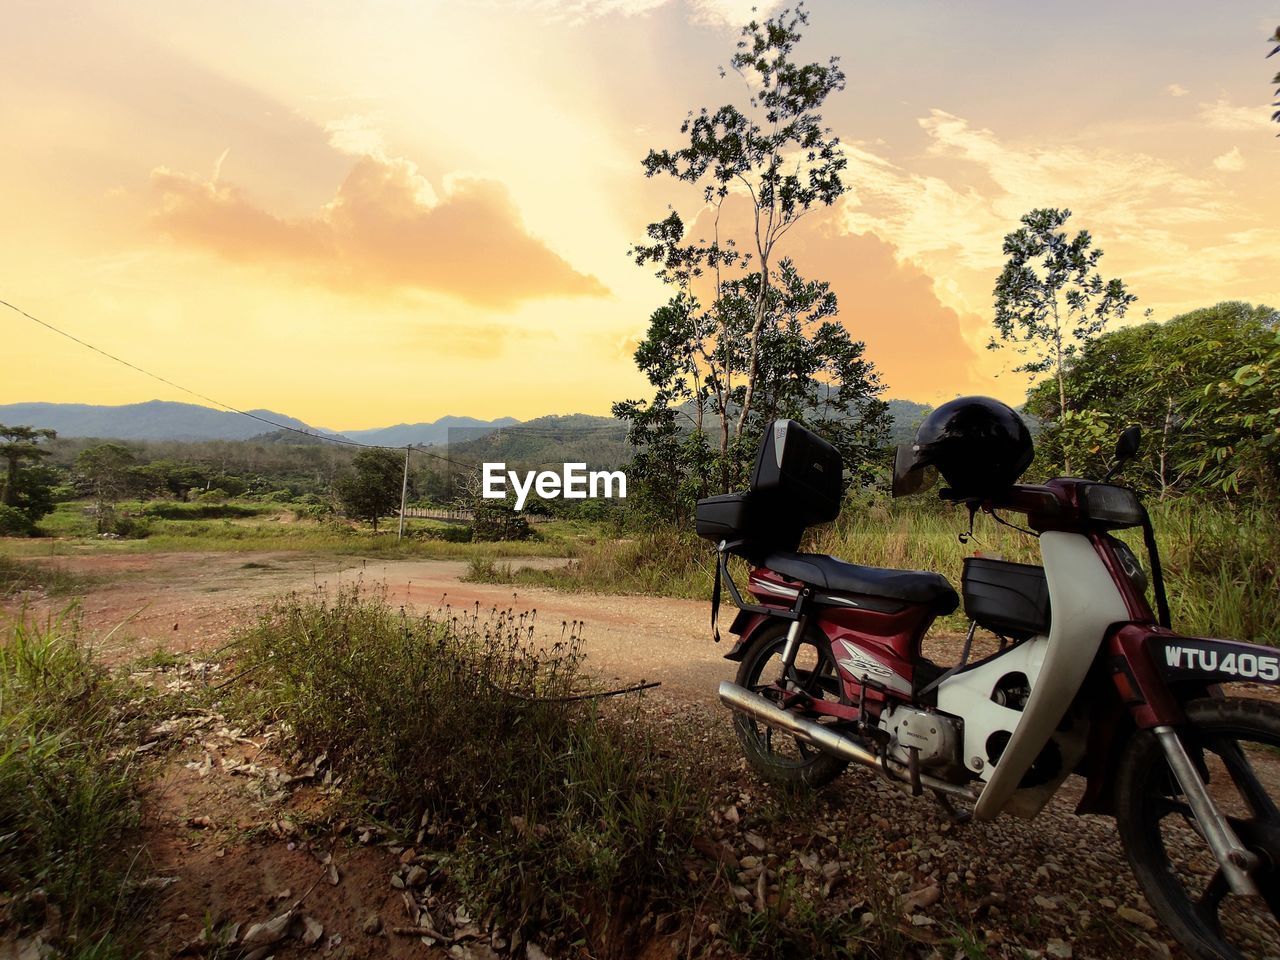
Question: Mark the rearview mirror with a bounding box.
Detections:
[1115,425,1142,462]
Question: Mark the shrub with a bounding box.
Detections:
[0,503,34,536]
[472,503,532,541]
[233,590,704,953]
[424,523,473,543]
[0,613,146,944]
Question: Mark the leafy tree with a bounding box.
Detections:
[1270,25,1279,133]
[616,6,887,515]
[335,449,405,531]
[75,443,137,533]
[990,208,1136,473]
[1024,302,1279,496]
[0,424,58,526]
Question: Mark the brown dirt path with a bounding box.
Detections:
[8,551,731,700]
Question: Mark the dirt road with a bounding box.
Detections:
[11,551,731,699]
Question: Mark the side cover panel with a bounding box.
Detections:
[970,532,1129,820]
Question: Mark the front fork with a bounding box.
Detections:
[776,609,810,690]
[1153,725,1261,896]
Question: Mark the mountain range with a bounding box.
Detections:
[0,398,935,446]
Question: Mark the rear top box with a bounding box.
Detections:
[750,420,843,525]
[694,420,844,555]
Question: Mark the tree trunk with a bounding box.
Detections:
[3,456,16,507]
[1054,318,1070,477]
[734,262,772,455]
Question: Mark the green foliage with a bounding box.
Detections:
[0,504,34,536]
[990,208,1134,473]
[1024,301,1279,495]
[0,424,58,525]
[233,590,704,952]
[334,448,404,531]
[74,443,138,534]
[618,6,887,516]
[471,502,532,541]
[0,613,145,944]
[139,500,270,521]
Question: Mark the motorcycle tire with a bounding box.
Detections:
[733,620,848,789]
[1115,697,1280,960]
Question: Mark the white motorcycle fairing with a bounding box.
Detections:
[935,532,1131,820]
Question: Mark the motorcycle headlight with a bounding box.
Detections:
[1080,484,1145,529]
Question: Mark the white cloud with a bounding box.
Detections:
[688,0,782,26]
[325,115,389,160]
[494,0,778,26]
[1166,83,1189,97]
[1213,146,1246,172]
[837,110,1271,322]
[1199,98,1274,132]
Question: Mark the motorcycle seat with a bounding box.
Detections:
[763,551,959,614]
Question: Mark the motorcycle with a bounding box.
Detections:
[696,416,1280,960]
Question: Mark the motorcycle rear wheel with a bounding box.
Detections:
[732,621,848,789]
[1116,697,1280,960]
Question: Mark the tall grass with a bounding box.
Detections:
[0,555,94,598]
[476,496,1280,646]
[233,589,705,954]
[4,500,587,559]
[0,611,146,951]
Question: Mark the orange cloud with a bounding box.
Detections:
[150,157,608,307]
[783,221,988,403]
[683,204,986,403]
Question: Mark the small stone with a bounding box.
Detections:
[1117,905,1158,931]
[744,832,766,852]
[299,915,324,947]
[405,865,428,887]
[362,913,383,935]
[1046,938,1073,959]
[901,885,941,914]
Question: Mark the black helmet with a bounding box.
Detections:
[893,396,1033,499]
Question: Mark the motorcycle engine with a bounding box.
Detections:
[882,705,960,769]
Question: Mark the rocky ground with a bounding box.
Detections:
[2,550,1262,958]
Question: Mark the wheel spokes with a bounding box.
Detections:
[1213,737,1280,822]
[1195,870,1229,934]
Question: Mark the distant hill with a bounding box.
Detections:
[447,414,630,469]
[0,400,348,442]
[0,399,940,452]
[345,415,520,448]
[886,399,932,444]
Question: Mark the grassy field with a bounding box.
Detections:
[0,612,162,956]
[471,496,1280,646]
[1,499,599,560]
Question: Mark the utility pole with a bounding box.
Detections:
[397,444,410,542]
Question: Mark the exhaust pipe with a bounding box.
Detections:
[718,681,979,802]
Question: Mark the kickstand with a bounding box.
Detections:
[934,792,973,825]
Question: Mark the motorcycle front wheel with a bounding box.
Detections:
[732,621,848,789]
[1116,697,1280,960]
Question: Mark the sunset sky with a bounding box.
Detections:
[3,0,1277,430]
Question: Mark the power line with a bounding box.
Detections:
[0,297,476,468]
